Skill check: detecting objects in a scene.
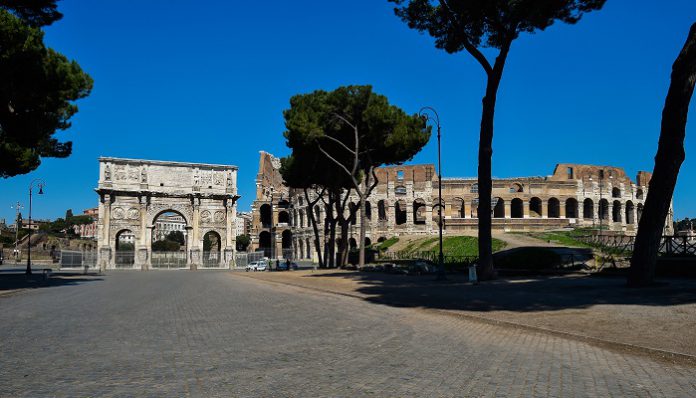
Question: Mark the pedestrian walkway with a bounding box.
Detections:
[0,270,693,396]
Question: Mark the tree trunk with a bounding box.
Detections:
[358,171,371,267]
[304,188,324,268]
[628,23,696,287]
[477,65,507,280]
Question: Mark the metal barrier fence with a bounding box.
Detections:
[576,235,696,256]
[59,250,97,269]
[151,251,187,269]
[380,250,478,266]
[234,251,265,269]
[115,251,135,268]
[201,251,223,268]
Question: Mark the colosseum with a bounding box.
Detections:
[249,151,674,261]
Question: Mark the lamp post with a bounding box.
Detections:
[11,201,23,262]
[419,107,446,281]
[26,179,45,275]
[266,186,275,266]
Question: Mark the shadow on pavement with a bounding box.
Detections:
[0,270,102,292]
[304,271,696,313]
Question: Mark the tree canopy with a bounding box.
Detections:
[283,85,430,180]
[0,3,92,178]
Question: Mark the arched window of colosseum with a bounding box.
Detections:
[612,187,621,198]
[348,202,358,225]
[511,198,524,218]
[493,198,505,218]
[583,199,594,219]
[278,199,289,208]
[377,236,386,243]
[395,200,407,225]
[612,200,622,222]
[413,199,426,225]
[260,204,272,228]
[565,198,578,219]
[636,189,644,200]
[395,185,407,195]
[259,231,272,258]
[637,203,643,221]
[451,197,465,218]
[378,200,387,221]
[314,205,321,223]
[529,197,542,218]
[471,184,479,193]
[509,183,523,193]
[625,201,635,224]
[548,198,560,218]
[433,198,445,225]
[365,201,372,220]
[365,237,372,246]
[278,211,290,225]
[349,238,357,250]
[599,199,609,220]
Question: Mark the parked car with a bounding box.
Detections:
[245,260,268,272]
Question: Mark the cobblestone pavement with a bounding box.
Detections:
[0,271,694,397]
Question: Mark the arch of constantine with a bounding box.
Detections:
[96,157,239,270]
[249,152,674,261]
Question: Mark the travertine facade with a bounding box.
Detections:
[250,152,674,261]
[96,157,239,270]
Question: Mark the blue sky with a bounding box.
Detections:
[1,0,695,223]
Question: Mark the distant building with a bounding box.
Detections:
[236,212,252,237]
[153,213,187,241]
[74,207,99,239]
[24,219,49,231]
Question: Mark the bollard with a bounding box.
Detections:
[468,264,478,284]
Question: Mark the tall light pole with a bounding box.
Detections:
[26,179,45,275]
[419,107,446,281]
[11,201,23,262]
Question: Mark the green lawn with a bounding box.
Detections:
[527,228,597,248]
[396,235,506,257]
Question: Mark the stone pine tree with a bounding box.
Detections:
[628,23,696,287]
[280,153,333,267]
[0,1,92,177]
[389,0,605,279]
[284,85,430,267]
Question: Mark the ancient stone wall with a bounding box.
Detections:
[249,152,675,261]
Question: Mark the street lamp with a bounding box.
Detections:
[265,186,275,266]
[419,107,446,281]
[26,179,45,275]
[11,201,23,262]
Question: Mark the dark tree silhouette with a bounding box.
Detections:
[0,2,92,177]
[629,23,696,287]
[390,0,605,279]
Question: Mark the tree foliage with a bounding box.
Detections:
[166,231,185,246]
[0,0,63,27]
[236,234,251,251]
[282,85,430,266]
[390,0,604,279]
[0,3,92,178]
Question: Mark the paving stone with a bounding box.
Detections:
[0,271,694,397]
